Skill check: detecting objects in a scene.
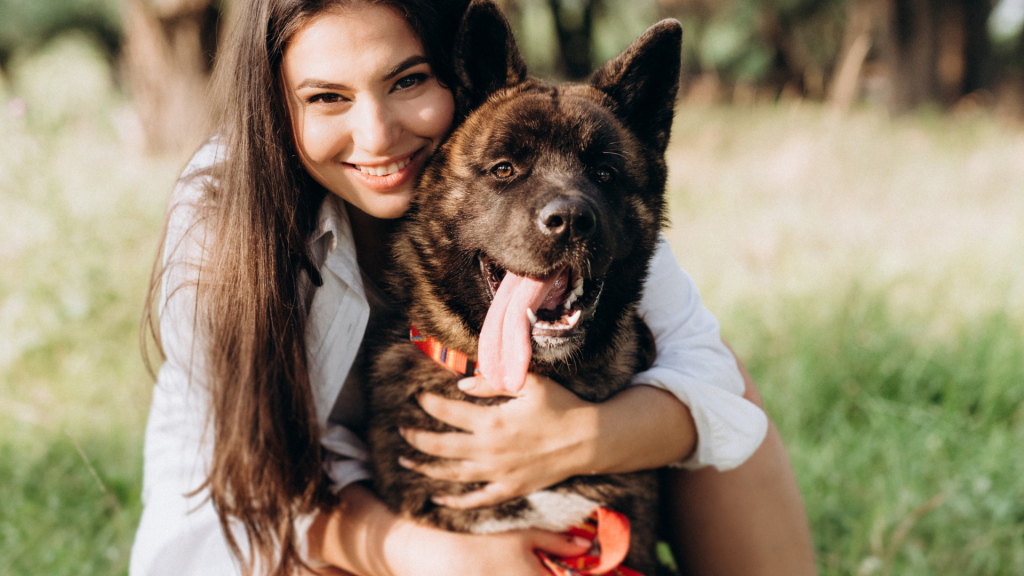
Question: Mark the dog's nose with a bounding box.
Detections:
[537,198,597,240]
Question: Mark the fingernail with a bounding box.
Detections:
[457,377,476,391]
[398,456,413,468]
[572,536,591,548]
[430,496,447,507]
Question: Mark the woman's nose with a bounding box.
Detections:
[352,98,402,156]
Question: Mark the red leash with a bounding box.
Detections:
[537,507,644,576]
[409,326,644,576]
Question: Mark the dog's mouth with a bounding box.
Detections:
[479,254,604,339]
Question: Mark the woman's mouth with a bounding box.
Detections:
[352,155,412,176]
[346,148,425,192]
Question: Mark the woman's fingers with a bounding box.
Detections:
[397,454,489,484]
[297,566,358,576]
[399,425,478,459]
[457,375,513,398]
[416,392,491,431]
[430,481,519,509]
[526,529,592,557]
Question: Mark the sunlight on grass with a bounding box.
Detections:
[1,35,1021,576]
[664,103,1024,575]
[0,34,185,576]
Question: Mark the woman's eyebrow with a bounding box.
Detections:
[294,56,429,91]
[296,79,346,90]
[382,55,429,80]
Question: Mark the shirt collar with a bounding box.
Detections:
[309,194,364,299]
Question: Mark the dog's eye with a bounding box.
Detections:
[595,166,615,184]
[491,162,515,179]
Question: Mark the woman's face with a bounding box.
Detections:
[282,4,455,219]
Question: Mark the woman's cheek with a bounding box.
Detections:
[421,89,455,137]
[301,113,348,163]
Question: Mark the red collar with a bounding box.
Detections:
[538,507,643,576]
[409,325,479,377]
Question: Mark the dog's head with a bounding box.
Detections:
[400,0,681,370]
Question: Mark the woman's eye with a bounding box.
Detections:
[393,73,428,92]
[308,93,346,105]
[595,166,615,184]
[491,162,515,179]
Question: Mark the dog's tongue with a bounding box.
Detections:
[478,269,564,392]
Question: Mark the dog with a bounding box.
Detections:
[362,1,682,573]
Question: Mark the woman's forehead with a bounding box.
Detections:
[283,4,425,85]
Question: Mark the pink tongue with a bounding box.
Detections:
[478,270,562,392]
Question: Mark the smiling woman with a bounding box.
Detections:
[281,6,454,220]
[131,1,813,575]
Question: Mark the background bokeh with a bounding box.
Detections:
[1,0,1022,574]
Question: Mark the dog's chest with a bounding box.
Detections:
[467,490,602,534]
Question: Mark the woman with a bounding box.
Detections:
[130,1,816,575]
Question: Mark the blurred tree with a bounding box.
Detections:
[122,0,223,154]
[548,0,600,79]
[881,0,994,111]
[826,0,995,112]
[0,0,122,72]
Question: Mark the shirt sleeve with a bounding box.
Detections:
[130,152,247,575]
[630,235,768,471]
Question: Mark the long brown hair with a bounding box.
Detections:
[142,0,465,574]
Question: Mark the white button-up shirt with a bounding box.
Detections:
[130,140,768,575]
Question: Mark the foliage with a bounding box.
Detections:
[0,0,122,67]
[735,293,1024,575]
[0,36,181,576]
[2,37,1023,575]
[666,102,1024,575]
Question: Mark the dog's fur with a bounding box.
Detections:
[362,2,681,572]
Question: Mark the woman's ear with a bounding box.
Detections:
[453,0,528,112]
[590,19,683,155]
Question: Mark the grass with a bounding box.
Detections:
[0,35,184,576]
[666,102,1024,574]
[1,35,1022,575]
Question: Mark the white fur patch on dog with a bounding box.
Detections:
[467,490,600,534]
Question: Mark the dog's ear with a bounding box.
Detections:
[454,0,528,111]
[590,19,682,154]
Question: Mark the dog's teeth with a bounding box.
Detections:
[565,309,582,328]
[573,283,584,297]
[527,308,537,326]
[564,291,577,309]
[573,277,583,290]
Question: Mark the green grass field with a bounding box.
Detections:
[1,36,1022,575]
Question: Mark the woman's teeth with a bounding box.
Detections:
[355,157,410,176]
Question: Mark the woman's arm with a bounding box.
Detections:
[659,354,818,576]
[398,375,697,509]
[305,484,590,576]
[399,236,766,509]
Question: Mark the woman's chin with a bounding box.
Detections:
[341,191,414,221]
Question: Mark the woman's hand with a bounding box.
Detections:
[398,374,698,509]
[308,484,590,576]
[399,374,599,509]
[384,515,590,576]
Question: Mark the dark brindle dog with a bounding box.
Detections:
[364,1,681,572]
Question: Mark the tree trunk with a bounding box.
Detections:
[884,0,937,112]
[122,0,221,155]
[882,0,993,112]
[960,0,993,96]
[548,0,599,80]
